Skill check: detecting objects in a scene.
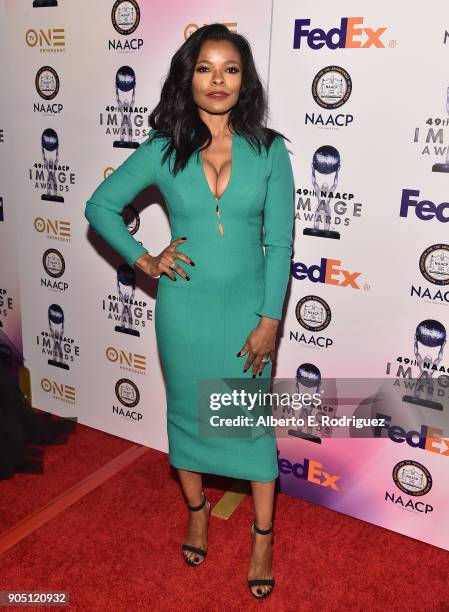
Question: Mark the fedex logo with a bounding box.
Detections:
[291,258,361,289]
[278,453,343,491]
[293,18,387,50]
[400,189,449,223]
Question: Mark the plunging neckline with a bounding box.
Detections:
[198,132,235,202]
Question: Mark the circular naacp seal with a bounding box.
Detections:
[419,244,449,285]
[392,460,432,497]
[115,378,140,408]
[43,248,65,278]
[312,66,352,110]
[35,66,60,100]
[112,0,140,36]
[295,295,331,332]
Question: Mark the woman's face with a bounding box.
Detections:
[192,39,242,116]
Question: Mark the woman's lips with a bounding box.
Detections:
[207,92,229,99]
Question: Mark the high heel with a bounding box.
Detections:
[247,521,275,599]
[181,491,211,566]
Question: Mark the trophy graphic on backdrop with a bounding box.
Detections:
[47,304,70,370]
[41,128,64,203]
[114,264,140,336]
[432,86,449,172]
[33,0,58,6]
[402,319,447,411]
[303,145,341,240]
[113,66,139,149]
[287,363,327,444]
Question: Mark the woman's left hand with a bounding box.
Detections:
[237,317,280,377]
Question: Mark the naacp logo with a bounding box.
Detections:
[43,248,65,278]
[419,244,449,285]
[35,66,59,100]
[115,378,140,408]
[392,460,432,497]
[312,66,352,109]
[295,295,331,332]
[112,0,140,36]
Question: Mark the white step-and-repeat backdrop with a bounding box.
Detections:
[1,0,448,551]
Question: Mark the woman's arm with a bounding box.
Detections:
[84,135,157,268]
[255,135,295,321]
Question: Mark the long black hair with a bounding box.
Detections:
[148,23,288,175]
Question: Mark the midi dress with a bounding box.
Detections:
[84,128,294,482]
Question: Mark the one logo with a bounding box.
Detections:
[312,66,352,109]
[111,0,141,36]
[399,189,449,223]
[419,244,449,285]
[106,346,147,372]
[42,248,65,278]
[293,18,388,50]
[25,28,65,50]
[291,258,362,289]
[392,460,432,497]
[295,295,331,332]
[34,217,71,240]
[35,66,59,99]
[41,378,75,403]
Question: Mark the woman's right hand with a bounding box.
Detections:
[134,237,194,281]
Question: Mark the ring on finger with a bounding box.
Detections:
[262,356,271,363]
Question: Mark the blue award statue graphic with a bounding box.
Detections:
[115,264,140,336]
[303,145,341,240]
[41,128,64,203]
[113,66,139,149]
[47,304,70,370]
[402,319,447,411]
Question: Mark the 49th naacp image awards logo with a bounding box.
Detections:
[42,248,69,293]
[286,363,336,444]
[0,286,14,325]
[36,304,80,370]
[413,84,449,172]
[410,244,449,305]
[385,318,448,411]
[33,0,58,7]
[291,295,334,350]
[100,66,149,147]
[298,145,362,240]
[307,66,353,129]
[29,129,76,201]
[34,66,63,114]
[102,263,152,335]
[110,0,143,51]
[113,378,143,421]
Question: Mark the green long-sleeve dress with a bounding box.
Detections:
[84,128,294,482]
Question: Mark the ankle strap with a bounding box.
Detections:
[252,521,273,535]
[187,491,207,512]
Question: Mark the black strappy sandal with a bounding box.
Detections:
[247,521,275,599]
[181,491,211,566]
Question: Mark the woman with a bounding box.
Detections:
[84,23,294,600]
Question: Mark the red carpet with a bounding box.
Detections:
[1,421,448,611]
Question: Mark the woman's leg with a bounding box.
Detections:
[178,468,210,564]
[248,480,276,596]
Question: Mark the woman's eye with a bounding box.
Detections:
[196,66,240,73]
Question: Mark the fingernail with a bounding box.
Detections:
[181,236,187,239]
[236,351,241,356]
[190,261,195,266]
[243,368,248,372]
[258,371,262,376]
[185,275,190,281]
[252,374,256,379]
